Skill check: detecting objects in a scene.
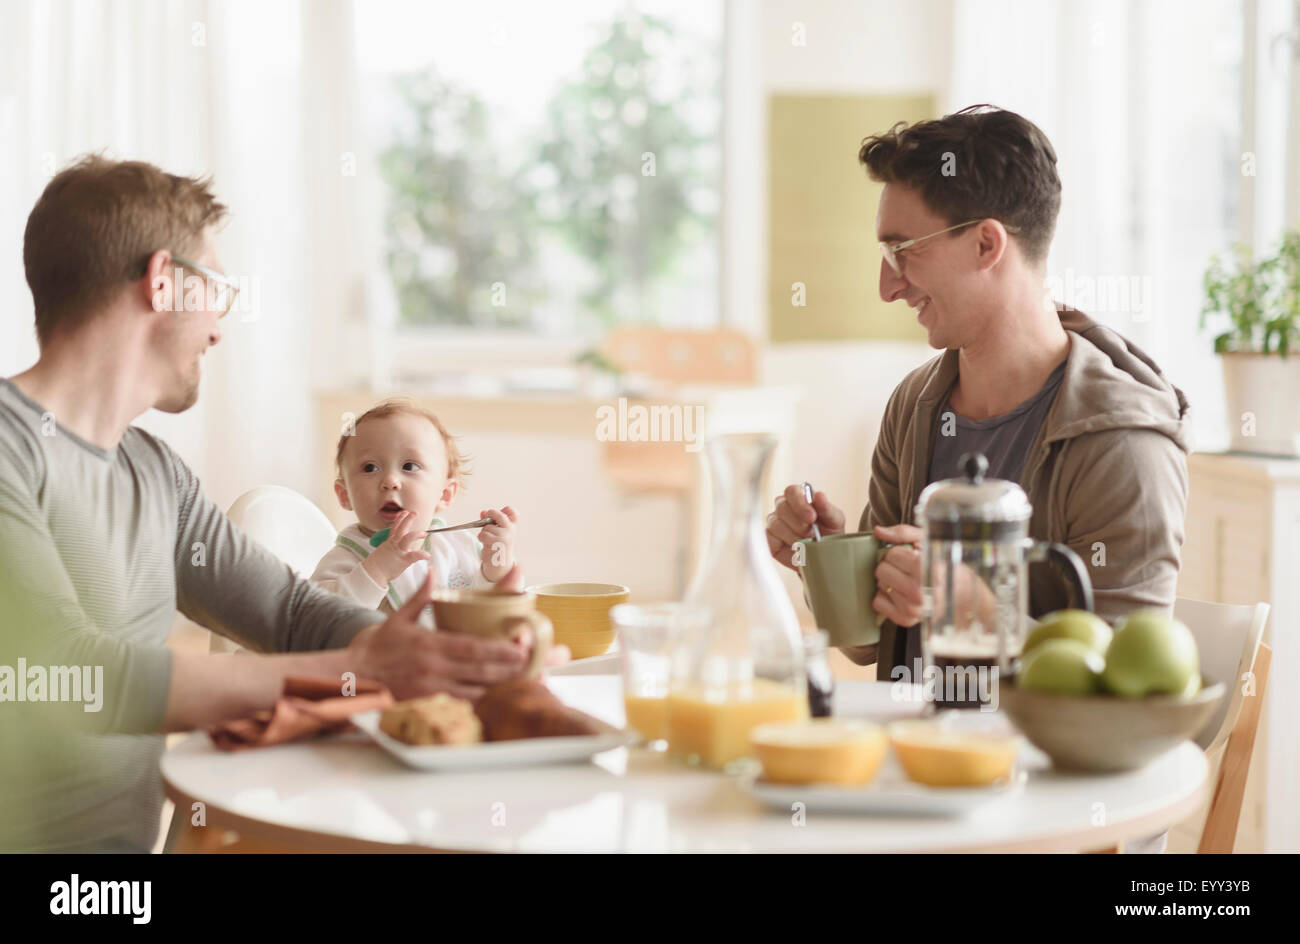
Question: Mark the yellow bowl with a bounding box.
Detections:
[566,641,615,659]
[530,583,630,644]
[750,719,887,786]
[554,632,617,645]
[887,720,1019,787]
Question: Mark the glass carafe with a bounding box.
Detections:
[670,433,807,769]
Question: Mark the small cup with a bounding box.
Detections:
[612,602,707,747]
[430,588,553,677]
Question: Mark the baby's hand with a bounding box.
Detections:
[363,510,431,585]
[478,506,517,583]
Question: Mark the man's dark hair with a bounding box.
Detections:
[858,105,1061,262]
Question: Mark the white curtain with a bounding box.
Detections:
[948,0,1295,452]
[0,0,379,507]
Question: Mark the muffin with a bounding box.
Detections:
[380,693,482,746]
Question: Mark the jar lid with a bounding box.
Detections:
[915,453,1031,540]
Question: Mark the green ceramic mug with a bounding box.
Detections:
[795,533,890,648]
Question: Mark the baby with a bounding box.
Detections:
[310,399,518,619]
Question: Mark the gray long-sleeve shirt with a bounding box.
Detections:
[0,378,382,852]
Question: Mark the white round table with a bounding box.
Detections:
[161,675,1208,853]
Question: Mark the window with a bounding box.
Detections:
[355,0,723,340]
[949,0,1280,450]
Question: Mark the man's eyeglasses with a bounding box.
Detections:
[169,254,240,317]
[879,219,1022,276]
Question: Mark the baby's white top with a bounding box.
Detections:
[310,518,490,627]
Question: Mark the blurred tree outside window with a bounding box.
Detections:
[359,2,721,337]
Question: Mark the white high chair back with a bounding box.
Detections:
[209,486,338,654]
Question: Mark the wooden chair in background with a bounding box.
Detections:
[1174,598,1271,854]
[601,326,758,386]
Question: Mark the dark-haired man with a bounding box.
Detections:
[766,106,1190,682]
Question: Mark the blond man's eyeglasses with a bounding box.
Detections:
[879,219,1021,276]
[170,254,240,317]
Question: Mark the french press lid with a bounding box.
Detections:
[915,452,1032,541]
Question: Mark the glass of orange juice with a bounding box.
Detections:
[612,603,707,749]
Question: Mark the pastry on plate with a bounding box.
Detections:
[474,678,602,741]
[380,693,483,746]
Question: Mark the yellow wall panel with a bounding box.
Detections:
[769,94,935,343]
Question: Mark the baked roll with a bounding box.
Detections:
[380,693,483,746]
[474,678,602,741]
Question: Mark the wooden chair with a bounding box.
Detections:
[1089,598,1269,854]
[598,328,760,591]
[599,327,759,490]
[1170,598,1271,853]
[601,326,758,386]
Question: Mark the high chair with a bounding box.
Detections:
[209,485,339,654]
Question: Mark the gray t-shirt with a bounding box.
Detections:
[928,359,1066,485]
[0,378,382,852]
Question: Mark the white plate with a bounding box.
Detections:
[350,708,635,771]
[740,757,1026,817]
[547,650,620,677]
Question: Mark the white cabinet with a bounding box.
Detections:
[1178,452,1300,853]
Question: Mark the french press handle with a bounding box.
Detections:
[1027,541,1095,612]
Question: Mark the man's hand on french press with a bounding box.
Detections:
[766,484,846,570]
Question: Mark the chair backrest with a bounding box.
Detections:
[1172,597,1270,752]
[211,486,338,654]
[1198,641,1271,854]
[226,485,338,577]
[603,327,757,385]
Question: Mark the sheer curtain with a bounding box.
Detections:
[0,0,378,506]
[948,0,1294,452]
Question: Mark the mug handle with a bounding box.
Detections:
[503,612,554,678]
[1028,541,1095,613]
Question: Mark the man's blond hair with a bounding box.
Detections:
[23,154,228,345]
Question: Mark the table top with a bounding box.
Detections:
[162,676,1208,853]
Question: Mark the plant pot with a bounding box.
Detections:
[1221,352,1300,456]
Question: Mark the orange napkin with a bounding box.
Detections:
[208,676,394,751]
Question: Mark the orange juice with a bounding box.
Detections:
[666,678,808,768]
[623,694,669,741]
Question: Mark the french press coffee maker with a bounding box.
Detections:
[915,453,1094,709]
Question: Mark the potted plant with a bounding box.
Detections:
[1201,231,1300,455]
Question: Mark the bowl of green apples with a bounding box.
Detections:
[998,610,1225,772]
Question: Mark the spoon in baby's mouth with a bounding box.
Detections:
[369,518,494,547]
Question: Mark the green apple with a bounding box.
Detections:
[1024,610,1113,655]
[1180,673,1202,698]
[1101,611,1200,697]
[1017,639,1105,695]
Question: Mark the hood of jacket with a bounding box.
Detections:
[1046,305,1192,453]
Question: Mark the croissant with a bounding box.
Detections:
[474,678,602,741]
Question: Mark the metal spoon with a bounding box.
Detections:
[802,482,822,541]
[369,517,494,548]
